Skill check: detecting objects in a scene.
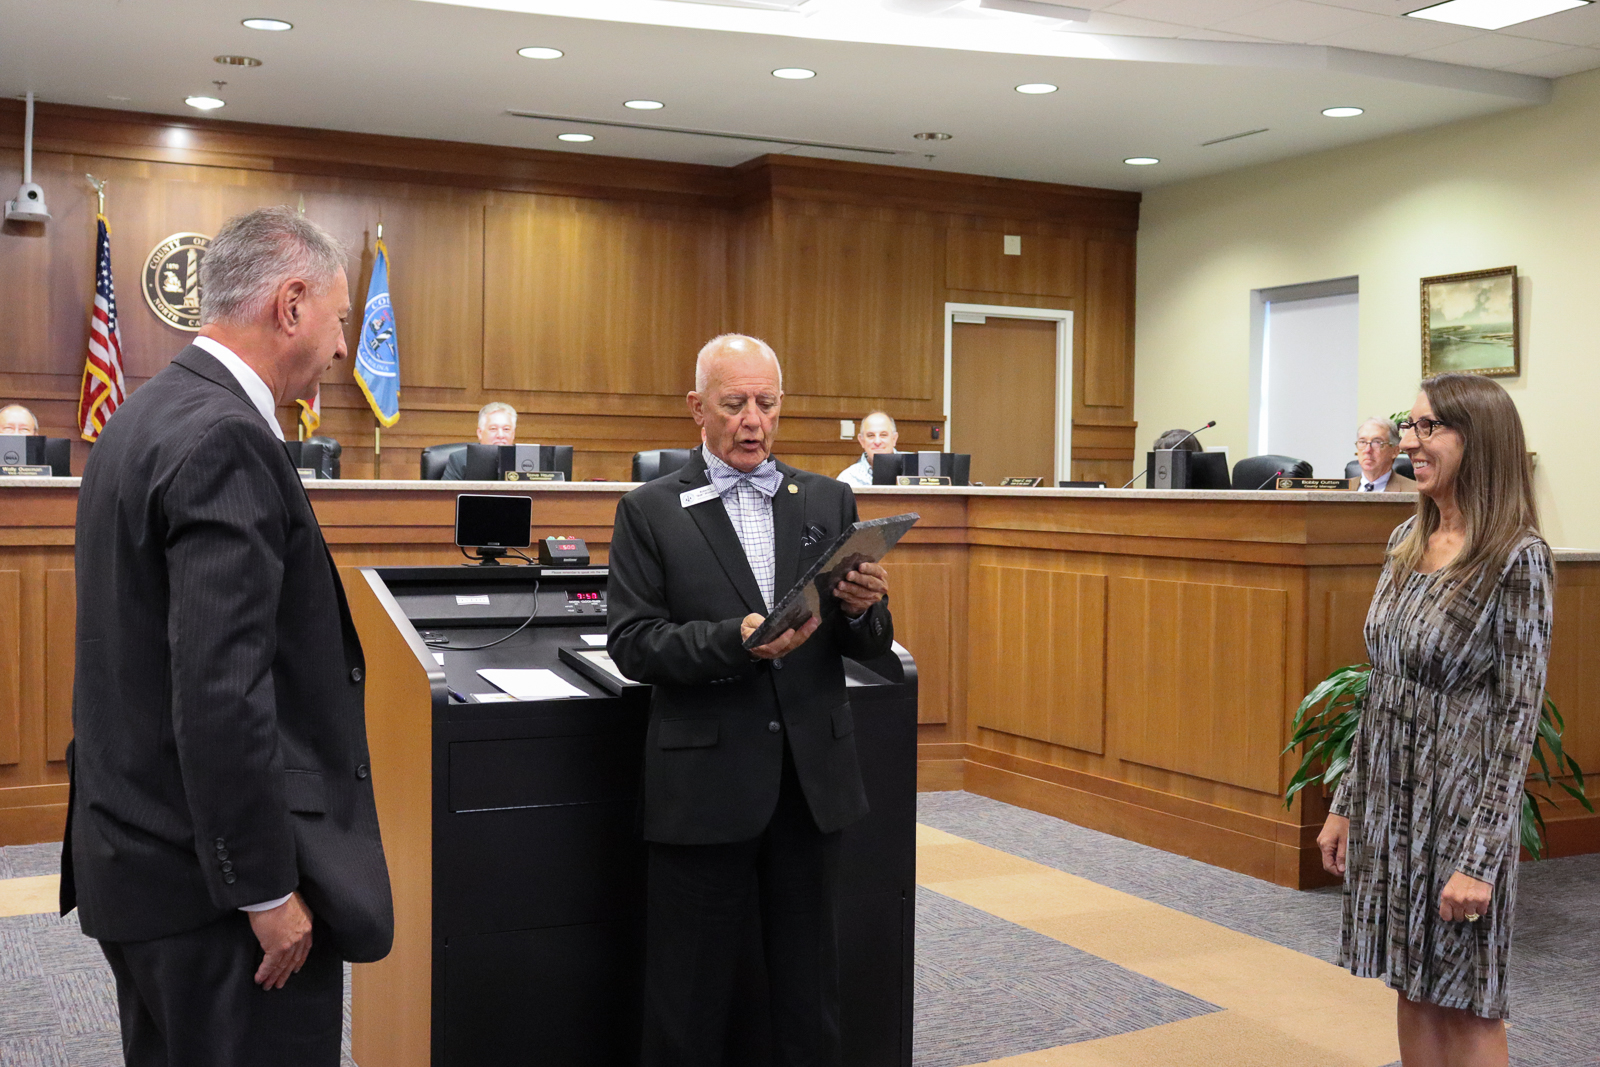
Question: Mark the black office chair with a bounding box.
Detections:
[1344,455,1414,480]
[631,448,694,482]
[421,442,472,480]
[1232,454,1312,490]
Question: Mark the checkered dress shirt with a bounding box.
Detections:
[703,445,778,609]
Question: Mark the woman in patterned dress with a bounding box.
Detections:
[1317,373,1553,1067]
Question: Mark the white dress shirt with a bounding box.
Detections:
[1358,468,1393,493]
[192,336,284,442]
[191,336,293,914]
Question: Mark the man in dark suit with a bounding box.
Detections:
[63,206,392,1067]
[607,333,892,1067]
[440,401,518,480]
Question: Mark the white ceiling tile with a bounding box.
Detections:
[1311,0,1419,13]
[1313,16,1483,53]
[1177,27,1280,40]
[1099,0,1277,26]
[1213,1,1384,42]
[1500,45,1600,74]
[1494,6,1600,46]
[1412,33,1570,66]
[1075,11,1196,35]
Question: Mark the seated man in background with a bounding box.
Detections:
[836,410,899,486]
[1353,416,1415,492]
[1152,427,1203,452]
[442,401,518,480]
[1,403,40,436]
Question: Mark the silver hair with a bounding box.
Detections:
[0,404,38,433]
[478,401,517,426]
[200,206,347,326]
[694,334,782,393]
[860,411,897,432]
[1359,416,1401,446]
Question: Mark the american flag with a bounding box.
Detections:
[77,214,128,442]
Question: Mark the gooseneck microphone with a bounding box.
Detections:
[1166,420,1217,452]
[1253,468,1286,491]
[1118,468,1148,489]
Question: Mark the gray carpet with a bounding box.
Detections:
[4,797,1598,1066]
[917,791,1600,1067]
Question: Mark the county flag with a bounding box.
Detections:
[78,214,128,441]
[354,237,399,427]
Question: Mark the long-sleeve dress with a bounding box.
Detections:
[1330,518,1554,1019]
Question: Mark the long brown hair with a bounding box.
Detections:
[1389,373,1540,589]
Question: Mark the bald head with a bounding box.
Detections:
[688,334,785,472]
[695,334,782,393]
[0,405,38,436]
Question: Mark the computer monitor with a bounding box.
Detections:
[283,437,341,479]
[870,452,971,486]
[0,434,46,468]
[463,444,574,482]
[1145,450,1229,490]
[455,494,532,565]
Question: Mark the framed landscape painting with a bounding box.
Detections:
[1421,266,1519,378]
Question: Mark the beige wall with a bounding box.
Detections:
[1135,68,1600,547]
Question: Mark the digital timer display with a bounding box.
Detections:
[567,591,602,602]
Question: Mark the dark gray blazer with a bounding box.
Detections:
[61,345,393,962]
[606,451,893,844]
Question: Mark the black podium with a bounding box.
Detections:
[346,563,916,1067]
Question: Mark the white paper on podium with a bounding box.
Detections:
[476,668,587,700]
[580,633,608,647]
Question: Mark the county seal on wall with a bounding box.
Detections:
[142,232,211,331]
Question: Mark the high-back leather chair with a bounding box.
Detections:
[1344,455,1414,480]
[1232,454,1312,490]
[631,448,694,482]
[421,442,471,480]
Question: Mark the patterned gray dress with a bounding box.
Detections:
[1331,518,1554,1019]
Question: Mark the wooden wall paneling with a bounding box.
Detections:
[44,570,75,763]
[1082,237,1135,409]
[944,228,1084,298]
[1107,575,1286,795]
[0,571,19,766]
[1549,578,1600,773]
[481,197,727,396]
[774,204,944,402]
[968,565,1106,753]
[886,561,954,724]
[311,195,485,392]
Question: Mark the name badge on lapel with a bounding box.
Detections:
[680,484,720,509]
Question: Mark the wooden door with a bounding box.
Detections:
[949,317,1058,485]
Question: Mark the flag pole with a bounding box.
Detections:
[86,174,107,215]
[374,421,381,479]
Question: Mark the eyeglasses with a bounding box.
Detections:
[1353,438,1394,452]
[1398,417,1448,440]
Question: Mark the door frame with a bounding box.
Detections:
[943,303,1074,484]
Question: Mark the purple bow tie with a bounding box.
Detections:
[708,460,782,498]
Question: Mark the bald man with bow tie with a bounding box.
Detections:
[606,334,894,1067]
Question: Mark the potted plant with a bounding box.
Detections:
[1285,664,1593,859]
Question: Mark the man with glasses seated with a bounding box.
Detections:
[1353,416,1416,493]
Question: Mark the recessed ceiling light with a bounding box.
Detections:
[518,46,564,59]
[1124,156,1160,165]
[558,132,595,142]
[241,17,292,31]
[624,100,665,110]
[214,55,263,67]
[1404,0,1589,30]
[185,96,226,111]
[1322,106,1364,117]
[772,67,817,79]
[1015,83,1059,94]
[913,132,953,141]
